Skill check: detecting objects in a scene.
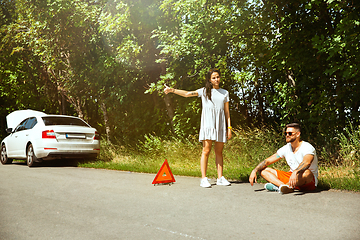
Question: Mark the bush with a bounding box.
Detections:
[225,126,286,169]
[337,124,360,167]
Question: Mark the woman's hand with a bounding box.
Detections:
[227,128,232,140]
[164,84,173,94]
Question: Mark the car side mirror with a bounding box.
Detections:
[6,128,13,133]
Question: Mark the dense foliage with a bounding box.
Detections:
[1,0,359,162]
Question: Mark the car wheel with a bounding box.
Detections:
[26,144,38,167]
[1,144,13,164]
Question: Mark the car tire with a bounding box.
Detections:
[1,144,13,164]
[26,144,38,167]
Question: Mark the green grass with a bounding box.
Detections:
[80,127,360,192]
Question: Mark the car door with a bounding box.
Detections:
[6,118,29,157]
[20,117,38,157]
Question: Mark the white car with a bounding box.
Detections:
[0,110,100,167]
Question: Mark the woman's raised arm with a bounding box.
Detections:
[164,84,198,98]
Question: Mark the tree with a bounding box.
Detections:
[1,0,359,151]
[261,0,360,146]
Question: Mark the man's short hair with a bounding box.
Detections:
[285,123,301,132]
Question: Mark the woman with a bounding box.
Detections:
[164,68,232,188]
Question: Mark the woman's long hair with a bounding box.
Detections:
[204,68,221,100]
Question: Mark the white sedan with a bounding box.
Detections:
[0,110,100,167]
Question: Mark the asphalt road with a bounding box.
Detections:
[1,162,359,240]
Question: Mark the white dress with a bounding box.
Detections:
[196,87,229,143]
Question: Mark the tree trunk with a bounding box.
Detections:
[73,98,84,119]
[164,94,174,122]
[255,68,265,123]
[100,100,111,143]
[61,93,66,115]
[161,61,175,132]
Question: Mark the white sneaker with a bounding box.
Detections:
[200,177,211,188]
[279,184,294,194]
[216,176,231,186]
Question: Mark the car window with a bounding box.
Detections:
[14,118,28,132]
[24,117,37,130]
[42,116,89,127]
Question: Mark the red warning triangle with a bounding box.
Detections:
[152,159,176,184]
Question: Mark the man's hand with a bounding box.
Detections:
[249,170,257,186]
[288,155,313,188]
[288,171,298,188]
[249,155,281,187]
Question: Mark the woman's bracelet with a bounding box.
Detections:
[228,126,232,130]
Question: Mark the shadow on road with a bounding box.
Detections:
[229,180,246,185]
[11,158,95,168]
[252,186,329,195]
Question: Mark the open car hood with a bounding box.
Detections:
[6,110,47,129]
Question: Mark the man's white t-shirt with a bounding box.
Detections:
[277,141,318,186]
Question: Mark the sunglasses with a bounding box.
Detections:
[284,132,295,136]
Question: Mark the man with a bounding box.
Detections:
[249,123,318,194]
